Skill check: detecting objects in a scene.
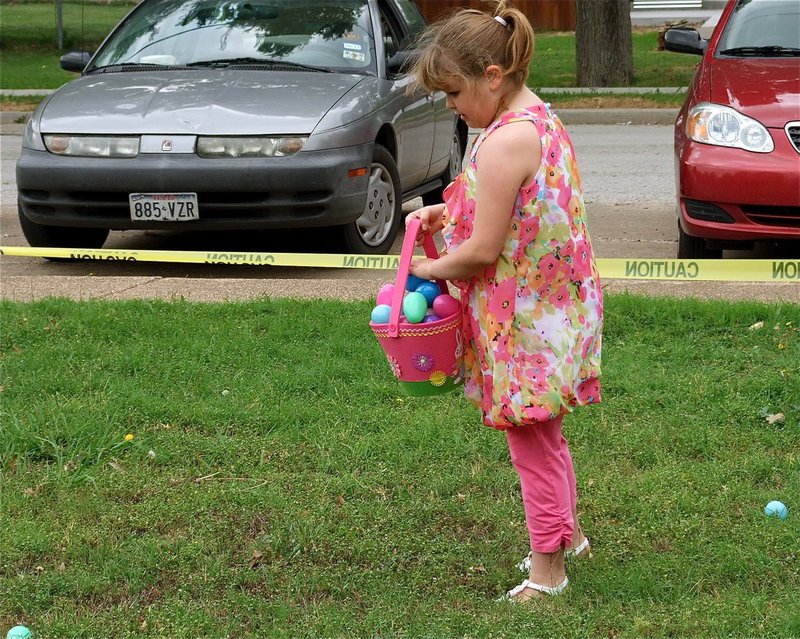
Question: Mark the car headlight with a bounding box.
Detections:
[44,135,140,158]
[686,103,774,153]
[196,136,307,158]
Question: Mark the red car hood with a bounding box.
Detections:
[710,58,800,127]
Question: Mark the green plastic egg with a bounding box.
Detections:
[402,291,427,324]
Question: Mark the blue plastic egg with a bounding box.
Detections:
[405,274,427,292]
[402,292,428,323]
[415,281,440,306]
[370,304,392,324]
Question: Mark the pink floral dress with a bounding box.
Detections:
[442,103,603,430]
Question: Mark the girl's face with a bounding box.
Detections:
[441,70,503,129]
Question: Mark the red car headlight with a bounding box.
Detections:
[686,103,774,153]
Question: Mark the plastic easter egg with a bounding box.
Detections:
[405,274,427,292]
[432,294,460,318]
[6,627,33,639]
[376,283,395,306]
[765,500,788,520]
[370,304,391,324]
[422,314,441,323]
[415,281,440,306]
[402,291,428,323]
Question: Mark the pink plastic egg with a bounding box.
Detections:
[432,294,460,318]
[376,283,395,306]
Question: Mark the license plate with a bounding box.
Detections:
[129,193,199,221]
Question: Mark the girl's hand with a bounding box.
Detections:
[405,204,446,246]
[409,257,437,281]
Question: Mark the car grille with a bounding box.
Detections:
[742,205,800,228]
[19,189,332,221]
[787,122,800,153]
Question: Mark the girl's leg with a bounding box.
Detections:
[506,415,573,590]
[559,436,588,552]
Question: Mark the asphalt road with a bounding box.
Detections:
[1,111,797,304]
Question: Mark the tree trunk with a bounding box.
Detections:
[575,0,633,87]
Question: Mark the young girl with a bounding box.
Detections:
[406,1,603,602]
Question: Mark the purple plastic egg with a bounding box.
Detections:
[423,314,441,323]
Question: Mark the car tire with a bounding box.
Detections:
[421,126,464,206]
[341,143,401,254]
[19,205,109,251]
[677,221,721,259]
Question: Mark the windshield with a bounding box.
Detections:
[717,0,800,55]
[89,0,375,74]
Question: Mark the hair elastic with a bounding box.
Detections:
[494,15,509,28]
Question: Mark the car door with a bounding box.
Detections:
[378,0,434,190]
[389,0,454,182]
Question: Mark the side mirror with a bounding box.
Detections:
[60,50,94,73]
[387,50,417,75]
[664,28,707,55]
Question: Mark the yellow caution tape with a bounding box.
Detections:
[1,246,799,282]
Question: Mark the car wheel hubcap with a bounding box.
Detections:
[356,162,395,247]
[449,133,461,176]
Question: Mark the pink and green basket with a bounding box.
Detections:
[370,219,464,396]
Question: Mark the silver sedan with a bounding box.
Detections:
[17,0,466,254]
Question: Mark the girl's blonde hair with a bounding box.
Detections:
[409,0,534,93]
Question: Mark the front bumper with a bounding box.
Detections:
[676,133,800,242]
[16,143,372,231]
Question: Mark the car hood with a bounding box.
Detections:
[36,70,366,135]
[710,58,800,126]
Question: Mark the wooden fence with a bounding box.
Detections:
[413,0,577,31]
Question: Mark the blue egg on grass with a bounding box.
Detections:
[6,627,33,639]
[370,304,391,324]
[415,281,440,306]
[765,500,788,520]
[406,274,427,292]
[402,292,428,323]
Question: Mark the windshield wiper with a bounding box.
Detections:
[86,62,189,73]
[719,45,800,57]
[187,57,332,72]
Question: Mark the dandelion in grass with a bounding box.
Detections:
[412,352,435,372]
[124,433,134,441]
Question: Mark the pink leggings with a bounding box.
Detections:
[506,415,576,553]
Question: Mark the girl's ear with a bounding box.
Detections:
[485,64,504,90]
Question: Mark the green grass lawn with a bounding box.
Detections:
[0,2,692,109]
[1,294,798,638]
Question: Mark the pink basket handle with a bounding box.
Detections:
[388,217,447,337]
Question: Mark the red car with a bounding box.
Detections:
[665,0,800,259]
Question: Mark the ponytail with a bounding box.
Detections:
[410,0,535,93]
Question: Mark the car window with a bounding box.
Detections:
[717,0,800,53]
[380,12,401,60]
[90,0,376,74]
[391,0,427,37]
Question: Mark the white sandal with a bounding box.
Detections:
[516,538,590,572]
[498,577,569,602]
